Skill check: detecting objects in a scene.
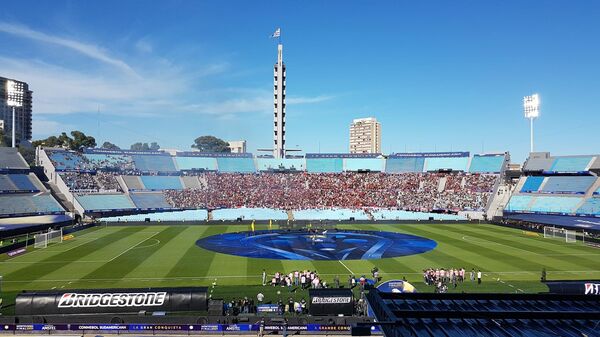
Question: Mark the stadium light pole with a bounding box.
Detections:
[523,94,540,153]
[6,80,24,148]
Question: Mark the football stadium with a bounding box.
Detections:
[1,2,600,336]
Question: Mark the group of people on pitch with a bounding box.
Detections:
[423,268,482,293]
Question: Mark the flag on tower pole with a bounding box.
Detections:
[271,28,281,39]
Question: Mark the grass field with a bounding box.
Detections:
[1,222,599,314]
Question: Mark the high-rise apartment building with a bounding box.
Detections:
[0,76,33,144]
[349,117,381,154]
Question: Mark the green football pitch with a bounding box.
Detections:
[1,223,599,314]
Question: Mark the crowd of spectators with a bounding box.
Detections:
[48,151,135,171]
[163,172,498,212]
[60,172,122,193]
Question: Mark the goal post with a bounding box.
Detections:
[565,230,577,243]
[543,226,558,238]
[33,228,63,249]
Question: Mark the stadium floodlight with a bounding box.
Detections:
[6,80,24,148]
[523,94,540,153]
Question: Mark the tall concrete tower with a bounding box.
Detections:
[273,43,286,159]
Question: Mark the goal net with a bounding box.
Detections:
[543,226,577,243]
[565,230,577,243]
[34,228,63,249]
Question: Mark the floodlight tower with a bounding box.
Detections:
[523,94,540,153]
[6,80,25,148]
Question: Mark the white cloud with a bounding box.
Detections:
[0,22,335,125]
[135,38,153,53]
[0,22,139,77]
[33,119,73,137]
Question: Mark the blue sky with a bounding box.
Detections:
[1,1,599,162]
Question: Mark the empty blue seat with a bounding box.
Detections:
[256,158,305,171]
[76,194,136,211]
[306,158,343,173]
[130,193,173,209]
[521,176,544,192]
[132,154,177,172]
[469,155,505,173]
[424,157,469,172]
[506,195,534,212]
[174,156,218,171]
[385,157,425,173]
[9,174,38,191]
[216,158,256,173]
[541,176,596,194]
[0,194,63,216]
[550,156,594,172]
[576,198,600,216]
[140,176,183,190]
[530,196,582,214]
[344,158,384,172]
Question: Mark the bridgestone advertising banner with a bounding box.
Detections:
[15,287,208,315]
[308,289,354,316]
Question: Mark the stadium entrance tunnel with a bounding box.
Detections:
[196,229,437,260]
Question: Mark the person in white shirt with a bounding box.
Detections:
[477,270,482,285]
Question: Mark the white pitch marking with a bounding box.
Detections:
[106,232,160,262]
[338,260,354,274]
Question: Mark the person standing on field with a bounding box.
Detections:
[477,270,482,285]
[262,269,267,286]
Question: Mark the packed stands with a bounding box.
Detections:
[39,148,503,217]
[0,194,64,217]
[212,207,288,220]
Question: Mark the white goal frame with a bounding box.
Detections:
[543,226,578,243]
[34,228,63,249]
[565,230,577,243]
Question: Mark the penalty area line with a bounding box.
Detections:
[338,260,354,275]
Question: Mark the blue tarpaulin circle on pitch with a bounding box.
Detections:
[196,229,437,260]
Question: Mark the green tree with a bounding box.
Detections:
[70,131,96,150]
[192,135,230,152]
[130,142,160,151]
[31,130,96,151]
[101,141,120,150]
